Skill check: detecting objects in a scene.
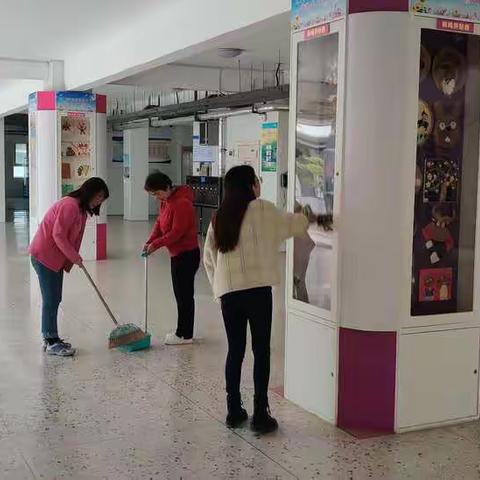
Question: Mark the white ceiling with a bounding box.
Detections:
[0,0,169,60]
[114,11,290,90]
[174,13,290,70]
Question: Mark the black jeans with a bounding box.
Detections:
[221,287,273,401]
[171,248,200,339]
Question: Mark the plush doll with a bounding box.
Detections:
[419,45,431,83]
[438,276,451,301]
[422,204,455,264]
[418,100,434,146]
[432,48,466,97]
[423,276,435,301]
[433,102,462,149]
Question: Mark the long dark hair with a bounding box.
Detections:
[214,165,257,253]
[68,177,109,215]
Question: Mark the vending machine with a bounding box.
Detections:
[28,91,107,261]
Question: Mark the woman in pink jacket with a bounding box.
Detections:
[29,178,109,356]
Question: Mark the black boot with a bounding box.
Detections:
[226,395,248,428]
[251,396,278,434]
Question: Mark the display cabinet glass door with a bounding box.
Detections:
[412,29,480,316]
[293,33,339,311]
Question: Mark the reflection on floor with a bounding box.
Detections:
[1,216,480,479]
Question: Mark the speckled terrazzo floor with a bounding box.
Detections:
[2,212,480,480]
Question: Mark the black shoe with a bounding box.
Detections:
[251,397,278,434]
[226,395,248,429]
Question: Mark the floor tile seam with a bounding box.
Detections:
[136,357,300,480]
[18,451,38,480]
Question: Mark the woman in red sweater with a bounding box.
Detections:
[143,172,199,345]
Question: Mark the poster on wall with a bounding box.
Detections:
[291,0,347,31]
[112,135,123,165]
[149,139,171,163]
[261,123,279,173]
[410,0,480,23]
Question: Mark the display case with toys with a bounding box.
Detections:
[285,0,480,437]
[28,91,107,261]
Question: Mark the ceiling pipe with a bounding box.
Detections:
[256,105,289,113]
[150,115,195,127]
[197,107,254,121]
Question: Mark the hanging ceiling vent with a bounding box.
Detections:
[218,48,244,58]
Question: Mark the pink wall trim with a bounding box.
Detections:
[349,0,408,13]
[96,223,107,260]
[37,92,56,111]
[96,95,107,114]
[338,328,397,434]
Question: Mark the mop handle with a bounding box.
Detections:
[81,265,119,326]
[144,254,149,334]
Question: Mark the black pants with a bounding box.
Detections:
[221,287,273,401]
[171,248,200,339]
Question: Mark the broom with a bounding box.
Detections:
[80,265,146,348]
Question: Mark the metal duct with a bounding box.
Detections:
[197,107,254,121]
[150,116,195,127]
[109,86,289,126]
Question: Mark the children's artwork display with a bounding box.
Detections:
[411,29,480,316]
[419,268,453,302]
[60,113,93,196]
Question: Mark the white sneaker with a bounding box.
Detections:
[165,333,194,345]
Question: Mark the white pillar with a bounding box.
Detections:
[123,127,149,221]
[0,118,5,223]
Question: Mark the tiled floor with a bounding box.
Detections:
[2,213,480,479]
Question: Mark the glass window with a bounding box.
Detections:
[293,34,338,310]
[13,144,28,178]
[411,29,480,316]
[15,144,27,166]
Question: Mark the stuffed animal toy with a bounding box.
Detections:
[422,204,456,264]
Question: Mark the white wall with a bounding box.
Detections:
[0,119,4,222]
[107,126,192,216]
[225,111,288,208]
[64,2,289,89]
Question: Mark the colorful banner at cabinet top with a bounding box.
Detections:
[291,0,346,31]
[411,0,480,23]
[56,92,96,112]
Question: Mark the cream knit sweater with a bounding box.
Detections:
[204,199,309,299]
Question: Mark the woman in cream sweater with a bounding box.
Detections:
[204,165,329,433]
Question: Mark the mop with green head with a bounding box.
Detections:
[81,265,149,349]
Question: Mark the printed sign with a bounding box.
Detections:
[291,0,346,31]
[261,123,279,173]
[437,18,475,31]
[56,92,96,112]
[304,23,331,39]
[411,0,480,23]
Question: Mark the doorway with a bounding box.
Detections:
[4,114,29,223]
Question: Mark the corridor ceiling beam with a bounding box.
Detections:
[0,58,50,81]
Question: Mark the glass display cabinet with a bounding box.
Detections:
[286,1,480,434]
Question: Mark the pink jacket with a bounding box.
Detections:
[29,197,87,272]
